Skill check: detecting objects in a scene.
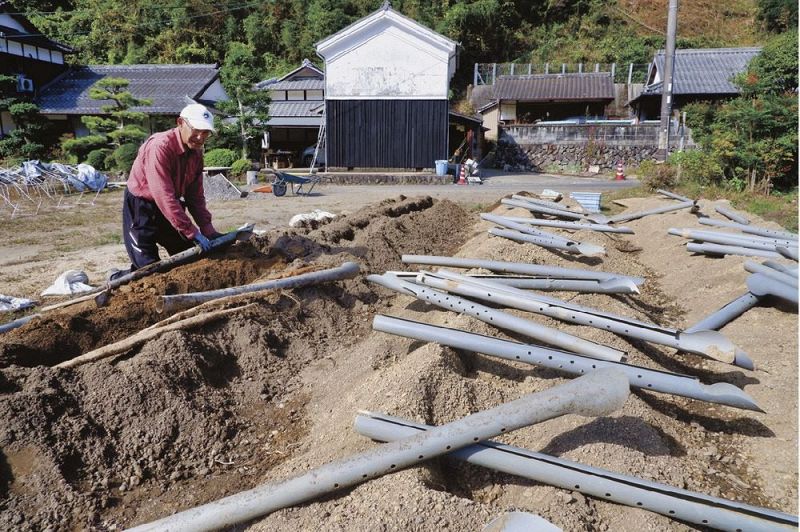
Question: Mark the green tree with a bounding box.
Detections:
[61,77,151,169]
[686,32,798,193]
[0,75,50,161]
[756,0,798,32]
[218,42,271,159]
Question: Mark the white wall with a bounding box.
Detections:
[325,28,451,99]
[198,79,228,102]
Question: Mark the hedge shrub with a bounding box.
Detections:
[204,148,238,167]
[230,158,252,177]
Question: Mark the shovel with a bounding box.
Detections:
[94,223,255,307]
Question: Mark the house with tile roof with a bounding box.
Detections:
[475,72,616,140]
[630,47,761,120]
[35,64,227,138]
[255,59,325,166]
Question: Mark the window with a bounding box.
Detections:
[51,51,63,64]
[23,44,36,59]
[7,40,22,56]
[271,91,286,101]
[37,47,51,62]
[287,90,304,101]
[306,90,323,100]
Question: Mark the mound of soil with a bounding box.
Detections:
[0,196,475,530]
[0,193,796,531]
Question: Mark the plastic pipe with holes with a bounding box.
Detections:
[126,369,630,532]
[368,273,625,362]
[372,314,761,412]
[416,270,750,368]
[401,255,644,285]
[355,412,797,532]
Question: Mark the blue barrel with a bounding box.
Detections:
[435,160,448,176]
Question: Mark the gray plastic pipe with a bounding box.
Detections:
[489,228,606,257]
[126,369,630,532]
[698,218,798,241]
[0,313,38,335]
[416,270,749,368]
[502,197,586,220]
[492,215,634,234]
[385,272,639,294]
[669,228,797,250]
[511,194,577,212]
[368,273,625,362]
[372,314,761,412]
[159,262,360,313]
[483,214,575,244]
[747,273,798,305]
[501,198,609,224]
[687,242,784,259]
[685,292,762,333]
[715,206,750,225]
[744,261,798,288]
[355,413,798,532]
[401,255,644,285]
[656,189,695,203]
[608,201,695,224]
[762,260,798,275]
[776,246,798,261]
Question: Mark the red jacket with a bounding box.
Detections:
[127,127,216,239]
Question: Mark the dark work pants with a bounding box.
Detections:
[122,189,193,270]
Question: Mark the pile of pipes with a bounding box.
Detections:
[669,206,798,261]
[485,189,702,258]
[350,254,800,530]
[0,160,108,217]
[126,253,800,530]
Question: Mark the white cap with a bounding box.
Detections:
[179,103,215,132]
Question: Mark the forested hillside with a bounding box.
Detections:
[8,0,794,88]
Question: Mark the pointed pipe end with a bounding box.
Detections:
[706,382,762,412]
[734,349,755,371]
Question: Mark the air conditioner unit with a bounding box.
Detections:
[17,76,34,93]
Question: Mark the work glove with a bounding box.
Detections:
[194,233,212,252]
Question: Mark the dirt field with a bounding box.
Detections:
[0,179,796,531]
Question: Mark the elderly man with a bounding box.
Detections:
[110,103,222,280]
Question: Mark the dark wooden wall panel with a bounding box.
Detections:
[326,99,448,168]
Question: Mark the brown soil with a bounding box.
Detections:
[0,193,796,531]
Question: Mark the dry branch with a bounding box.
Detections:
[56,304,255,369]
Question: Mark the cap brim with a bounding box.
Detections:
[184,118,215,133]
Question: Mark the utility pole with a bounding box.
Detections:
[657,0,679,161]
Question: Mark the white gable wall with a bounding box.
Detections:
[325,27,450,99]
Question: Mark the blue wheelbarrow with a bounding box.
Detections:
[271,171,321,197]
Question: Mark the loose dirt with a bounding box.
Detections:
[0,192,796,531]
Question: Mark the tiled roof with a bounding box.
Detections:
[36,64,220,114]
[266,79,325,91]
[494,73,615,101]
[643,47,761,96]
[268,101,324,117]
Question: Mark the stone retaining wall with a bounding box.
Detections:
[494,123,693,172]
